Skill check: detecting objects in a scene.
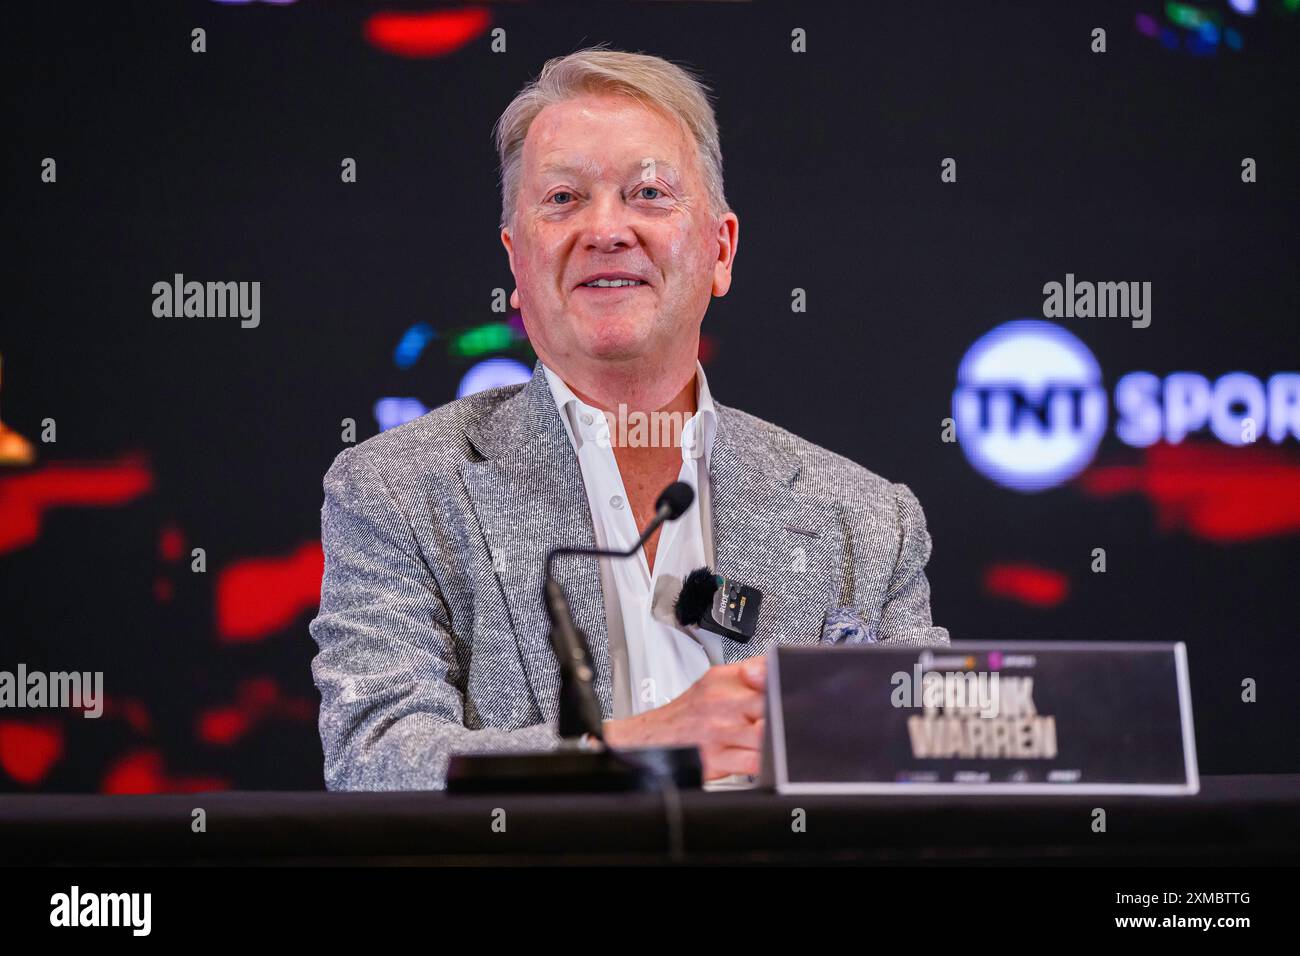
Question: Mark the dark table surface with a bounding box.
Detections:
[2,774,1297,865]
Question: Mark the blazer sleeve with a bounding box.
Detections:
[309,446,559,791]
[873,482,950,647]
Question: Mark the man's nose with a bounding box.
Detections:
[580,189,637,252]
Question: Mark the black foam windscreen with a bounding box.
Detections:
[656,481,695,520]
[675,566,719,627]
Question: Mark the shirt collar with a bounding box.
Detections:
[541,361,718,463]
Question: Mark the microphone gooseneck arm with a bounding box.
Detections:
[544,499,674,581]
[542,482,696,742]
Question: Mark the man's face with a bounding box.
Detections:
[501,93,738,370]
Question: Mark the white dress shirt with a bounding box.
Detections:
[542,362,721,719]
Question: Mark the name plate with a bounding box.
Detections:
[762,641,1198,794]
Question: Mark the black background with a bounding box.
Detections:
[1,0,1297,791]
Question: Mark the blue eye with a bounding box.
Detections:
[639,187,662,200]
[549,192,574,205]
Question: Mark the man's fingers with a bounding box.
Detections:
[698,718,763,754]
[706,671,765,722]
[737,658,767,692]
[735,718,764,750]
[703,746,761,779]
[739,691,766,723]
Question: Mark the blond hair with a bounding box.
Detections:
[493,46,729,230]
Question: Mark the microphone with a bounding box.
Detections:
[544,481,695,741]
[674,567,764,643]
[545,481,694,579]
[445,480,706,793]
[654,481,696,521]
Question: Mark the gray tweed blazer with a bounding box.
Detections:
[309,361,949,790]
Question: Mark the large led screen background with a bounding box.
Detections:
[1,0,1297,792]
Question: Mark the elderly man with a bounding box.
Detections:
[310,47,949,791]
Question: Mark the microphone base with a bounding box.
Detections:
[446,745,702,794]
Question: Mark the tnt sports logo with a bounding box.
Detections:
[953,320,1108,492]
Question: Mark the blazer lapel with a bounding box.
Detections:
[710,405,845,663]
[459,363,614,722]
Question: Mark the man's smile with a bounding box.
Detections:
[574,283,651,299]
[574,271,652,291]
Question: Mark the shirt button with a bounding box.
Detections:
[580,412,594,426]
[609,495,624,510]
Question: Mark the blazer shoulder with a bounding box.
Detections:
[719,404,901,507]
[338,382,528,478]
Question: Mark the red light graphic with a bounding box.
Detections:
[0,721,64,786]
[101,696,153,735]
[698,332,718,365]
[215,540,325,641]
[101,749,229,795]
[0,457,153,555]
[158,523,185,561]
[364,8,492,58]
[1079,443,1300,542]
[984,562,1070,608]
[197,677,316,746]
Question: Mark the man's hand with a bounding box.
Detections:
[602,658,766,780]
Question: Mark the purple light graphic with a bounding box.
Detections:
[456,358,532,399]
[373,397,429,432]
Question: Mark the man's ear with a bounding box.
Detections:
[712,212,740,298]
[500,226,521,309]
[500,226,515,270]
